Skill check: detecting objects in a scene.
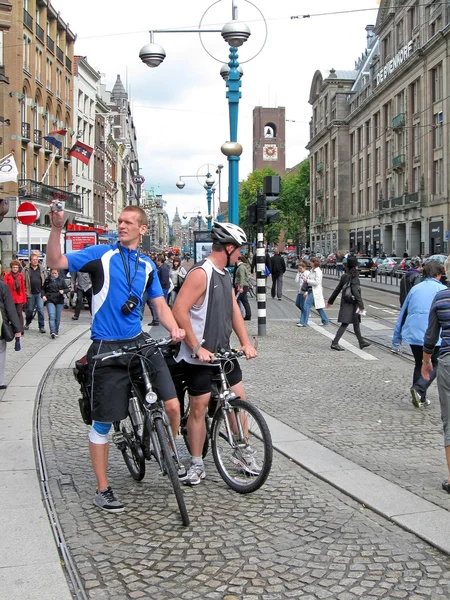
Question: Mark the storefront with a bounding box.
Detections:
[429,221,444,255]
[356,230,364,253]
[364,230,371,255]
[349,231,355,251]
[373,229,381,256]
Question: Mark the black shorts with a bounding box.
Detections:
[87,332,177,423]
[181,359,242,396]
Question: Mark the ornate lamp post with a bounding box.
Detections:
[138,1,266,225]
[176,166,216,230]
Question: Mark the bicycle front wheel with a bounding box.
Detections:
[211,398,272,494]
[154,418,190,526]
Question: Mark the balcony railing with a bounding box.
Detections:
[44,139,52,151]
[392,154,406,170]
[46,35,54,53]
[316,188,324,199]
[316,162,324,172]
[34,129,42,145]
[36,23,44,43]
[18,179,82,213]
[56,46,64,64]
[392,113,405,130]
[21,122,30,140]
[23,8,33,31]
[379,192,421,211]
[65,55,72,71]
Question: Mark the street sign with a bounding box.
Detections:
[17,201,39,225]
[445,230,449,242]
[133,175,145,185]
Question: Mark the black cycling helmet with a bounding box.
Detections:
[211,221,247,247]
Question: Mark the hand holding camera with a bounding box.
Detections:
[49,200,65,228]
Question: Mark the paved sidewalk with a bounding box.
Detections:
[3,299,450,598]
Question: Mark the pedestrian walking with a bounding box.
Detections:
[326,255,370,350]
[234,254,251,320]
[71,271,93,320]
[295,261,310,326]
[393,260,446,408]
[42,269,69,338]
[421,256,450,493]
[269,248,286,300]
[169,257,187,307]
[299,256,329,327]
[3,260,26,333]
[399,256,422,307]
[23,253,47,333]
[148,254,171,325]
[0,279,22,389]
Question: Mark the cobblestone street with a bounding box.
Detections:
[35,297,450,600]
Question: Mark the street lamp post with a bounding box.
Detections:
[176,169,215,230]
[138,1,265,226]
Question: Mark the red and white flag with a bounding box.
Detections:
[68,141,93,165]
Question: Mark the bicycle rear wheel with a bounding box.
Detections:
[154,418,190,526]
[211,398,272,494]
[115,417,145,481]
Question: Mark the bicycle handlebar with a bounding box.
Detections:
[93,336,173,362]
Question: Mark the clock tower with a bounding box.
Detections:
[252,106,286,175]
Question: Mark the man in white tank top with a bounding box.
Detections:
[173,223,257,485]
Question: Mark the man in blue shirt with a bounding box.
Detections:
[47,202,185,513]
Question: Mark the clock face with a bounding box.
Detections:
[263,144,278,161]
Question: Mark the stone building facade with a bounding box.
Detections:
[307,0,450,257]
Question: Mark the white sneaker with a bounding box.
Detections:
[232,446,261,476]
[182,463,206,486]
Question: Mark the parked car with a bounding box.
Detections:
[377,257,403,276]
[356,255,372,277]
[370,257,385,277]
[425,254,449,286]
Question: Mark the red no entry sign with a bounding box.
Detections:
[17,201,39,225]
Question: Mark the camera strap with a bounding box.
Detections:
[118,245,140,294]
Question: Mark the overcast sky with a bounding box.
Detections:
[58,0,380,222]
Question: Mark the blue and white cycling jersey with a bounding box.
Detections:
[66,243,162,340]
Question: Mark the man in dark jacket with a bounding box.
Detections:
[148,254,171,325]
[270,248,286,300]
[399,256,422,307]
[23,253,47,333]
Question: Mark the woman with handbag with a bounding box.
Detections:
[326,255,371,351]
[169,257,187,307]
[3,260,27,333]
[0,279,22,389]
[42,269,69,339]
[295,261,310,326]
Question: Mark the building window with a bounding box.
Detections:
[35,48,42,82]
[433,159,443,195]
[351,192,355,216]
[433,112,443,148]
[431,63,443,102]
[396,19,403,48]
[350,132,355,156]
[33,153,38,180]
[358,158,363,181]
[56,67,62,99]
[413,167,420,193]
[46,57,53,89]
[21,148,27,178]
[358,189,363,214]
[376,147,380,175]
[366,186,371,212]
[23,34,31,72]
[367,153,371,179]
[374,112,380,139]
[357,127,362,153]
[365,119,371,145]
[408,4,418,37]
[65,76,71,102]
[413,124,420,156]
[410,79,420,114]
[351,162,355,186]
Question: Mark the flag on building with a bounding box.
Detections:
[68,141,93,165]
[43,129,67,150]
[0,153,18,183]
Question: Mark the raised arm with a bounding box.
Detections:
[47,201,68,270]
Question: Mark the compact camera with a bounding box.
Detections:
[51,201,65,212]
[121,294,139,315]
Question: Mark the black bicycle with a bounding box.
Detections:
[73,337,190,527]
[168,348,273,494]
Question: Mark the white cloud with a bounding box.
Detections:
[58,0,379,220]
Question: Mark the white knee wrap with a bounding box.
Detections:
[88,424,110,444]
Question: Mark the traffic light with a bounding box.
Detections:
[256,193,266,225]
[247,202,257,225]
[263,175,281,224]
